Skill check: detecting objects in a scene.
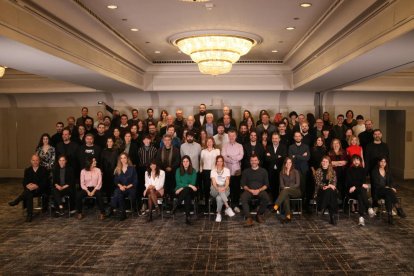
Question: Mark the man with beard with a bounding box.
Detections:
[180,131,202,173]
[94,123,108,150]
[56,129,80,176]
[156,135,180,198]
[160,125,181,149]
[160,115,177,137]
[79,134,101,169]
[147,123,161,149]
[300,121,314,147]
[278,122,291,146]
[84,117,97,136]
[144,108,158,131]
[243,130,265,170]
[213,124,229,151]
[76,107,92,127]
[50,121,64,147]
[194,103,207,129]
[358,119,374,152]
[128,109,141,127]
[237,123,250,145]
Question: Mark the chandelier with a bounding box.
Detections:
[170,30,261,75]
[0,66,6,78]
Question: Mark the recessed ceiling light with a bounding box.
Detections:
[154,51,161,54]
[271,50,278,53]
[122,18,127,21]
[293,17,300,20]
[300,3,312,8]
[286,27,296,30]
[107,5,118,9]
[130,28,139,32]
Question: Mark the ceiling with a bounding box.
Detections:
[1,0,414,93]
[79,0,334,61]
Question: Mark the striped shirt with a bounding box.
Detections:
[137,145,158,168]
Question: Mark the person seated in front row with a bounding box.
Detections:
[346,155,375,226]
[240,154,271,226]
[51,155,75,216]
[210,155,235,222]
[273,157,301,223]
[9,154,49,222]
[314,156,338,225]
[371,157,406,225]
[76,157,105,220]
[172,155,198,225]
[106,153,138,221]
[143,160,165,222]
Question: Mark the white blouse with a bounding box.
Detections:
[144,169,165,191]
[200,148,220,171]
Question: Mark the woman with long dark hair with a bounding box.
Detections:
[100,137,119,201]
[173,155,198,224]
[36,133,55,171]
[314,156,338,225]
[143,160,165,222]
[273,157,301,223]
[371,157,406,224]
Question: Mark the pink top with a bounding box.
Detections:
[222,142,244,176]
[80,167,102,191]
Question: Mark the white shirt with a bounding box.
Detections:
[200,148,220,171]
[210,167,230,187]
[145,170,165,191]
[213,133,229,151]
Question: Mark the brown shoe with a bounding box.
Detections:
[77,213,84,220]
[256,214,265,223]
[245,217,254,227]
[99,213,105,220]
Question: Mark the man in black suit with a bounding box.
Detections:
[242,130,265,170]
[265,132,287,200]
[194,103,207,129]
[8,155,49,222]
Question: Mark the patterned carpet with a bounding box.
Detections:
[0,179,413,275]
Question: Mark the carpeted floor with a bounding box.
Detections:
[0,179,413,275]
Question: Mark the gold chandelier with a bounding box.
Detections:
[170,31,261,75]
[0,66,6,78]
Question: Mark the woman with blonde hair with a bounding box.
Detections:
[314,156,338,225]
[346,135,364,166]
[106,152,138,221]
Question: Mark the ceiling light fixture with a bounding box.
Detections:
[271,50,278,53]
[0,66,7,78]
[130,28,139,32]
[107,5,118,9]
[170,30,261,75]
[154,51,161,54]
[286,27,296,30]
[300,3,312,8]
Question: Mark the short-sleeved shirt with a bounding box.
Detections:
[210,168,230,187]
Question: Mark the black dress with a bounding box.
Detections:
[100,148,119,199]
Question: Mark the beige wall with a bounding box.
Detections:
[1,90,414,179]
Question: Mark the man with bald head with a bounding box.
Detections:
[9,155,49,222]
[217,106,237,129]
[184,115,200,141]
[160,114,177,137]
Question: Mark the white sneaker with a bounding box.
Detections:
[368,208,376,218]
[233,207,241,214]
[392,210,397,216]
[215,213,222,222]
[225,207,235,217]
[358,216,365,226]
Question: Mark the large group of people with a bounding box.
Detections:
[8,103,407,226]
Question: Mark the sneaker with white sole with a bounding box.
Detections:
[368,208,376,218]
[358,216,365,226]
[215,213,222,222]
[233,207,241,214]
[225,207,235,217]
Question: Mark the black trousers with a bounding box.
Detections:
[110,187,137,212]
[76,187,105,214]
[164,170,176,198]
[52,187,72,208]
[349,187,370,216]
[201,170,211,205]
[268,168,280,201]
[19,189,44,216]
[376,186,398,213]
[229,175,241,208]
[176,187,195,217]
[240,190,270,218]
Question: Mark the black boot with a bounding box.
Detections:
[119,210,127,221]
[329,210,336,225]
[388,212,394,225]
[171,201,178,215]
[25,214,33,223]
[147,212,153,222]
[8,195,23,206]
[396,208,407,218]
[105,206,113,217]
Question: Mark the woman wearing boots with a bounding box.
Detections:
[173,155,198,225]
[314,156,338,225]
[371,157,406,224]
[143,160,165,222]
[346,155,375,226]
